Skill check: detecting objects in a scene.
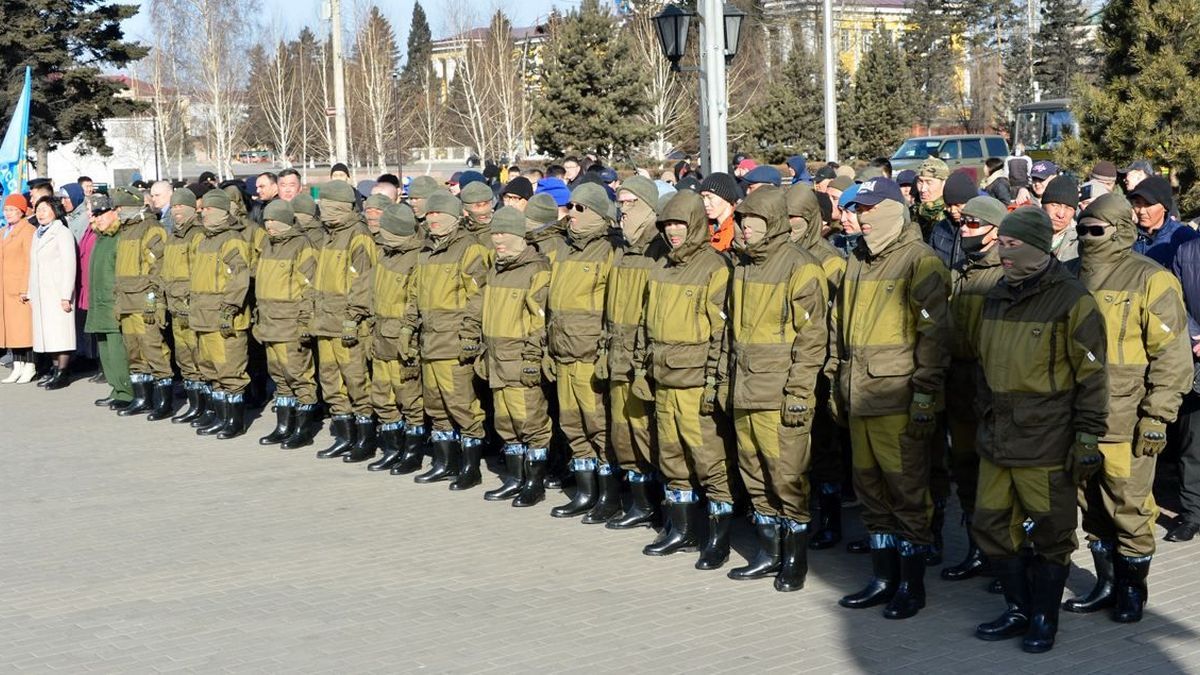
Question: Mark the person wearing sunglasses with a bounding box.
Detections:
[1067,193,1191,626]
[941,196,1007,585]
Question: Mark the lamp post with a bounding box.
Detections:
[653,2,745,176]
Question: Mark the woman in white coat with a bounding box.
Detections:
[23,197,77,390]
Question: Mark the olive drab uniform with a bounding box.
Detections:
[528,218,568,266]
[369,228,425,457]
[640,190,734,567]
[162,196,207,421]
[727,187,828,590]
[1070,194,1191,621]
[113,210,171,398]
[84,220,133,406]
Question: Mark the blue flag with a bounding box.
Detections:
[0,67,31,198]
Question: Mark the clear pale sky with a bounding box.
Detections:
[122,0,581,50]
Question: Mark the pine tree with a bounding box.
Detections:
[1069,0,1200,213]
[533,0,650,158]
[844,27,916,159]
[399,2,433,95]
[1034,0,1088,98]
[903,0,962,129]
[734,34,823,160]
[0,0,148,165]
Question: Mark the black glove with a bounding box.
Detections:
[1065,432,1103,485]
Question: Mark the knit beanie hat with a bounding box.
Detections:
[263,199,295,223]
[698,172,742,207]
[200,189,231,212]
[491,206,526,237]
[1090,160,1117,181]
[571,182,615,222]
[961,196,1008,228]
[363,193,391,211]
[619,175,660,211]
[426,191,462,216]
[4,193,28,212]
[943,171,979,206]
[290,192,317,216]
[500,176,534,201]
[536,177,571,207]
[460,181,494,205]
[1041,175,1080,208]
[170,188,197,208]
[525,193,559,225]
[380,203,417,236]
[999,206,1054,254]
[408,175,440,200]
[318,180,356,204]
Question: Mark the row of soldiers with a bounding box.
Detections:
[87,164,1188,655]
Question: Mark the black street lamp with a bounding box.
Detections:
[653,4,693,72]
[722,3,747,64]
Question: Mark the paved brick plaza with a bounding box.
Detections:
[3,382,1199,673]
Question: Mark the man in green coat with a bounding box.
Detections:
[85,206,134,410]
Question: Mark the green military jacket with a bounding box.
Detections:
[977,261,1109,466]
[528,219,569,267]
[253,227,317,343]
[547,224,618,364]
[947,245,1005,420]
[84,228,120,334]
[113,212,166,317]
[189,212,251,333]
[831,224,951,417]
[644,191,731,390]
[161,216,204,317]
[406,226,490,361]
[482,245,550,389]
[729,188,828,410]
[604,217,668,384]
[371,234,421,361]
[311,212,378,336]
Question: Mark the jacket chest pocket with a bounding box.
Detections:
[1098,291,1134,365]
[1004,321,1064,392]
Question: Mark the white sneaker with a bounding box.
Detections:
[1,361,22,384]
[14,361,36,384]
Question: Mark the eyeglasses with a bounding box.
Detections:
[1076,223,1110,237]
[566,202,587,213]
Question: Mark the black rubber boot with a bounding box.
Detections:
[94,396,114,407]
[449,439,482,490]
[190,389,217,428]
[119,377,153,416]
[607,478,660,529]
[145,380,175,421]
[1022,559,1069,653]
[196,395,228,436]
[414,438,459,483]
[390,431,425,475]
[368,425,402,471]
[216,397,246,440]
[696,510,733,570]
[172,383,202,423]
[485,448,526,501]
[976,556,1031,641]
[643,501,700,556]
[343,417,377,463]
[110,399,133,412]
[259,403,295,445]
[809,488,843,550]
[942,528,988,581]
[839,537,900,608]
[512,454,547,507]
[925,499,946,566]
[729,519,782,580]
[1063,542,1115,613]
[775,524,811,592]
[581,470,623,524]
[1112,556,1150,623]
[883,541,928,619]
[550,468,598,518]
[281,405,317,449]
[316,415,356,458]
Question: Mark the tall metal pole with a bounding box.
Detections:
[702,0,727,175]
[331,0,349,164]
[822,0,838,163]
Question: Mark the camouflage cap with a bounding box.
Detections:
[917,157,950,180]
[110,187,143,208]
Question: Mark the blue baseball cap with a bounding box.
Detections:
[744,165,782,187]
[895,169,917,186]
[599,168,618,184]
[1030,161,1058,180]
[848,177,905,208]
[837,183,861,211]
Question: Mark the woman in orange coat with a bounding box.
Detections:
[0,194,35,383]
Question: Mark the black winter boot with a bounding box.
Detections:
[643,500,700,556]
[884,540,928,619]
[1022,558,1069,653]
[775,523,811,592]
[809,487,843,550]
[607,476,660,529]
[172,382,202,423]
[281,404,317,449]
[390,429,426,475]
[485,446,526,501]
[550,467,598,517]
[449,438,482,490]
[259,401,295,445]
[145,379,176,421]
[729,518,782,580]
[368,424,402,471]
[1112,556,1150,623]
[1063,541,1116,613]
[414,437,459,483]
[190,388,217,428]
[942,525,988,581]
[582,469,623,524]
[343,416,378,463]
[925,499,946,566]
[216,396,247,440]
[839,535,900,608]
[976,556,1031,641]
[512,453,547,507]
[196,394,228,436]
[119,377,153,416]
[316,415,356,458]
[696,509,733,570]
